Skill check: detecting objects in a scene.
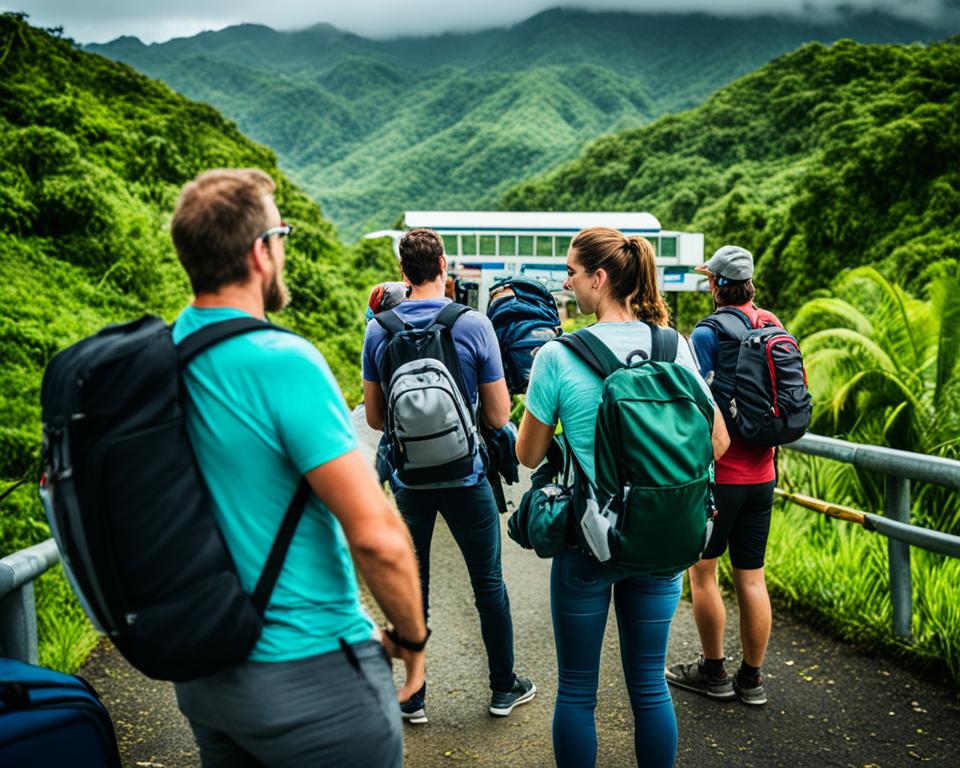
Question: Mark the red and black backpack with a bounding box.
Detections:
[696,307,812,447]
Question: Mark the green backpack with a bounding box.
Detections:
[557,325,717,574]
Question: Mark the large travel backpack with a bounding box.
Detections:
[557,326,716,573]
[375,303,478,486]
[487,276,562,394]
[39,315,310,682]
[696,307,812,447]
[0,658,122,767]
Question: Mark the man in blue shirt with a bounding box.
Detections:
[362,229,536,723]
[169,169,427,768]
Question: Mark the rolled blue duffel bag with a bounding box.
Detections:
[0,658,122,767]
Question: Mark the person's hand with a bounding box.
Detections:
[381,627,427,702]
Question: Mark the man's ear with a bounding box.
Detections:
[439,254,448,276]
[250,238,270,277]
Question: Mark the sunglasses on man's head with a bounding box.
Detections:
[258,222,294,242]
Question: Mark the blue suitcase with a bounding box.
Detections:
[0,658,121,767]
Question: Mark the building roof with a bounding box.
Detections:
[404,211,661,233]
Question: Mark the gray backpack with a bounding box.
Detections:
[375,303,477,486]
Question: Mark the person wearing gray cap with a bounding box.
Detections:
[665,244,782,707]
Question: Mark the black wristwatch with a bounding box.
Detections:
[384,626,431,652]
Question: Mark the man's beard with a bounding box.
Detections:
[263,255,291,313]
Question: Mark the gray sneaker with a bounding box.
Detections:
[665,657,736,700]
[489,676,537,716]
[734,674,767,706]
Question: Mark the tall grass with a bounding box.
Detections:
[35,567,99,673]
[753,451,960,684]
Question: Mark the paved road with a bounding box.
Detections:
[81,413,960,766]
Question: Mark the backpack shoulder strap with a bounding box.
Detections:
[177,317,292,368]
[251,478,311,617]
[702,308,752,341]
[648,324,679,363]
[433,302,472,329]
[373,309,407,337]
[556,329,622,379]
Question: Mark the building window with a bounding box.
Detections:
[443,233,459,256]
[480,235,497,255]
[461,234,478,256]
[498,235,517,256]
[518,236,534,256]
[661,237,677,258]
[536,236,554,257]
[556,236,572,257]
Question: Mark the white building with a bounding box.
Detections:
[365,211,705,312]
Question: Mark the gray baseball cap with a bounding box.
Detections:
[695,245,754,282]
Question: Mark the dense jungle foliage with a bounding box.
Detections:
[0,14,394,668]
[505,39,960,323]
[88,9,947,239]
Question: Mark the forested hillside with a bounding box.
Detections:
[0,13,393,619]
[505,39,960,320]
[88,9,948,239]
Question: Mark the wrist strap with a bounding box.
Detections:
[385,626,431,652]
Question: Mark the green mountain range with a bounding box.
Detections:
[504,37,960,321]
[88,8,950,239]
[0,13,393,551]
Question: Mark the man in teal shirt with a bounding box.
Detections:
[169,168,427,768]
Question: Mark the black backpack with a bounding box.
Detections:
[39,315,310,682]
[486,277,562,395]
[375,303,478,486]
[696,307,812,447]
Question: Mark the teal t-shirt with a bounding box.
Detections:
[172,306,374,662]
[524,322,713,484]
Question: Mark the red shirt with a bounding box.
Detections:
[702,303,782,485]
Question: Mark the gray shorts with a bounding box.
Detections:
[175,640,402,768]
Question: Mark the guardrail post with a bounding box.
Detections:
[1,539,62,665]
[885,476,912,639]
[0,583,39,664]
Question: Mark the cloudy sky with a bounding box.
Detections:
[3,0,955,43]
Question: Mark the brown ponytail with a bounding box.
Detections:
[570,227,670,326]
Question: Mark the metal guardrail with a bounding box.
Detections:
[782,434,960,640]
[0,538,61,664]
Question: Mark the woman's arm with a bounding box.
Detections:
[516,409,556,468]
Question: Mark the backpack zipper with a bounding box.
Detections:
[764,335,803,416]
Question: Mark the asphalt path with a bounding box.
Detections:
[81,410,960,767]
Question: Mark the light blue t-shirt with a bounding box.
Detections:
[524,322,713,484]
[172,306,374,662]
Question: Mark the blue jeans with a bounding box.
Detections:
[551,550,682,768]
[394,482,516,693]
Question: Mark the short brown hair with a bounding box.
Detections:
[715,279,756,307]
[571,227,670,326]
[172,168,276,294]
[399,228,444,286]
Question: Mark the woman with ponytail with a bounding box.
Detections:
[517,227,728,767]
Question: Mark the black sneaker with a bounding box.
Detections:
[665,657,736,700]
[734,674,767,706]
[400,683,427,724]
[489,676,536,717]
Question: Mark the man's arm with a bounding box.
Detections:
[363,380,385,431]
[712,406,730,460]
[478,378,511,429]
[306,449,425,700]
